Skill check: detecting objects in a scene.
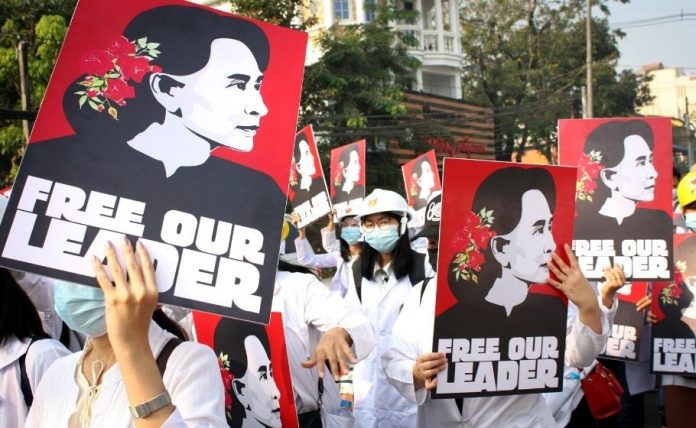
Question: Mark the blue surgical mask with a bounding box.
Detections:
[340,226,362,245]
[364,225,400,254]
[54,280,107,337]
[686,213,696,231]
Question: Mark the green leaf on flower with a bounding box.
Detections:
[146,42,160,49]
[138,37,147,47]
[88,100,98,110]
[78,95,87,108]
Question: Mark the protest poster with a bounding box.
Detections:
[329,140,366,219]
[599,282,648,361]
[402,150,441,226]
[651,233,696,376]
[431,159,576,398]
[559,118,673,282]
[288,126,331,228]
[0,0,307,323]
[194,311,298,428]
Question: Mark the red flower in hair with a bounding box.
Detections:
[79,50,115,76]
[451,208,496,283]
[576,150,603,202]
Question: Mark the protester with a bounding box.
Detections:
[382,242,610,427]
[293,211,364,297]
[0,268,70,427]
[271,219,376,427]
[346,189,433,427]
[25,240,225,427]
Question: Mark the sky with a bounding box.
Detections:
[606,0,696,72]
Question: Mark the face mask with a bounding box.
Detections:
[341,226,362,245]
[686,213,696,231]
[427,248,438,271]
[364,225,400,254]
[54,280,107,337]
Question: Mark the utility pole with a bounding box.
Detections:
[17,41,32,142]
[585,0,593,118]
[686,97,693,167]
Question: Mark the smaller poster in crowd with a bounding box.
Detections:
[193,311,299,428]
[330,140,366,219]
[599,282,648,362]
[288,126,331,228]
[559,117,673,282]
[650,233,696,376]
[432,159,576,398]
[402,150,441,226]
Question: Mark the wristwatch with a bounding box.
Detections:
[129,391,172,419]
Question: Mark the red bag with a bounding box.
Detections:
[580,361,625,419]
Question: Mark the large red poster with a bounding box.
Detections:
[194,311,299,428]
[329,140,366,219]
[0,0,307,323]
[432,159,576,398]
[558,118,673,282]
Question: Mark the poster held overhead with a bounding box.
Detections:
[0,0,308,324]
[432,159,576,398]
[558,118,673,282]
[193,311,299,428]
[650,233,696,376]
[330,140,366,219]
[402,150,441,227]
[288,126,331,229]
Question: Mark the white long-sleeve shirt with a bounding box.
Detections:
[25,321,226,427]
[0,336,70,428]
[272,270,376,427]
[382,278,613,428]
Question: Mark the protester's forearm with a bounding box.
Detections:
[578,303,602,334]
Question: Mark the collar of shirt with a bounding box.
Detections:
[373,261,393,286]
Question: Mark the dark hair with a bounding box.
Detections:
[413,159,429,179]
[448,167,556,300]
[277,259,318,277]
[581,120,654,207]
[214,317,271,428]
[339,147,357,171]
[360,212,413,281]
[0,269,48,346]
[64,5,270,141]
[293,131,309,163]
[152,308,188,341]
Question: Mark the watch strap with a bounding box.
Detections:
[129,390,172,419]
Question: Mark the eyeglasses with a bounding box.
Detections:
[340,220,360,228]
[361,218,398,233]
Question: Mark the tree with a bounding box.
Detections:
[459,0,650,161]
[226,0,317,30]
[0,0,75,184]
[300,2,429,191]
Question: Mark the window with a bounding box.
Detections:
[334,0,350,20]
[364,0,376,22]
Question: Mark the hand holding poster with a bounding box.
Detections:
[559,118,673,282]
[288,126,331,228]
[330,140,366,219]
[193,311,299,428]
[599,282,648,361]
[651,233,696,376]
[402,150,441,226]
[0,0,307,323]
[432,159,576,398]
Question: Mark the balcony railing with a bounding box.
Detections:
[398,26,458,55]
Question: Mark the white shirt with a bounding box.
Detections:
[295,237,354,296]
[0,336,70,428]
[382,278,613,428]
[272,271,376,427]
[25,321,226,427]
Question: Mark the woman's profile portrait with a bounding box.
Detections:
[215,318,282,428]
[0,2,307,323]
[332,144,365,205]
[411,160,437,211]
[289,130,324,205]
[435,166,567,358]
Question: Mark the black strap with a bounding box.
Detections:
[59,321,71,349]
[19,337,45,408]
[156,338,183,376]
[352,250,427,303]
[419,277,432,304]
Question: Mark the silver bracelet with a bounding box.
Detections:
[129,391,172,419]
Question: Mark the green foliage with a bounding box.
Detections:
[227,0,317,30]
[0,0,74,185]
[301,2,424,191]
[460,0,649,161]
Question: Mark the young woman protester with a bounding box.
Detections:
[292,210,364,297]
[347,189,434,428]
[0,269,70,427]
[25,239,225,427]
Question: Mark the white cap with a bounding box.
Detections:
[357,188,411,226]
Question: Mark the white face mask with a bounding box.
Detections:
[53,281,107,337]
[364,225,400,254]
